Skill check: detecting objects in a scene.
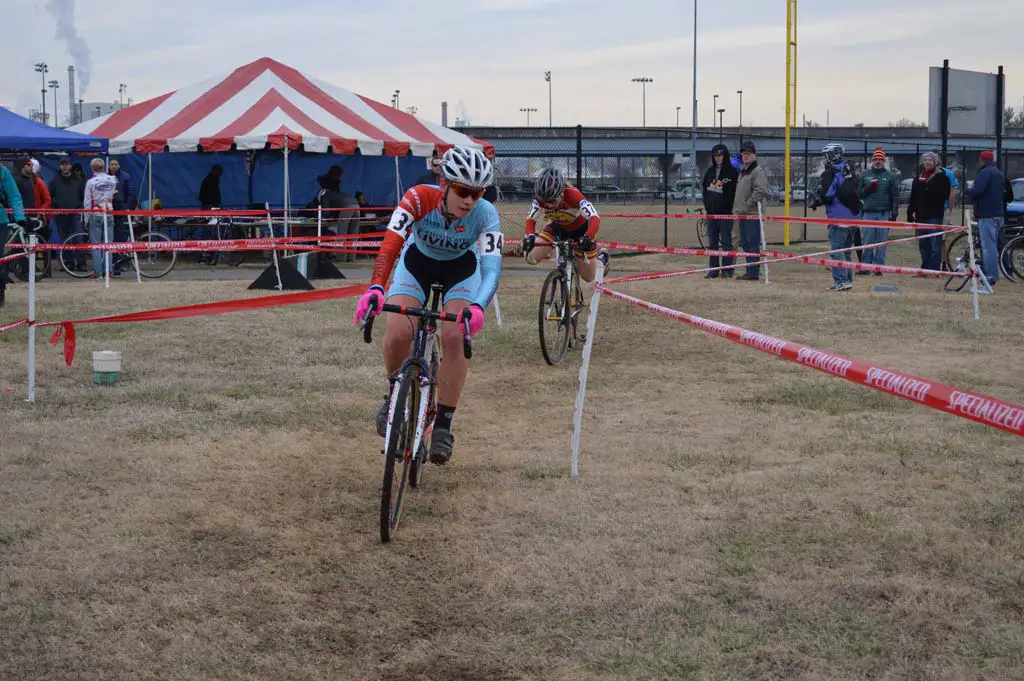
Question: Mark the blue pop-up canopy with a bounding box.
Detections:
[0,107,108,152]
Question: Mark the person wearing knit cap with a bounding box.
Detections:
[968,150,1006,286]
[857,147,899,274]
[907,152,951,273]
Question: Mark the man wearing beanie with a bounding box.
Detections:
[968,150,1006,286]
[858,147,899,274]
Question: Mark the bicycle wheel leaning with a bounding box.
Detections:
[380,363,420,543]
[1002,234,1024,282]
[7,232,49,283]
[59,231,96,278]
[132,232,177,278]
[538,268,570,365]
[696,216,707,249]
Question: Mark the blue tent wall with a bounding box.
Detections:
[251,153,426,209]
[34,151,430,211]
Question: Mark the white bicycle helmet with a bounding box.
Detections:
[440,145,493,189]
[822,143,845,163]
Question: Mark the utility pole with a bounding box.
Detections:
[676,106,681,127]
[49,80,59,127]
[717,108,725,142]
[119,83,127,109]
[690,0,698,194]
[520,107,538,126]
[737,89,743,144]
[632,77,653,127]
[34,62,48,125]
[544,71,552,127]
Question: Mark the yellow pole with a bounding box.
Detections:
[784,0,796,246]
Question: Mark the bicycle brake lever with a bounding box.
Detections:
[362,295,379,343]
[461,311,473,360]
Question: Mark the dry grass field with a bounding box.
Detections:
[1,237,1022,681]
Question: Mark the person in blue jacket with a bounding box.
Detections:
[0,164,27,309]
[968,150,1006,285]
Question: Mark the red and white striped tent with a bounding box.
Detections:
[69,57,492,158]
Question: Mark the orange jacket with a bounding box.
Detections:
[33,176,52,216]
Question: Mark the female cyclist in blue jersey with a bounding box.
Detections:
[354,145,502,464]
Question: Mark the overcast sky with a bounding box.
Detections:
[4,0,1022,129]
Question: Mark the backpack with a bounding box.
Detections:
[835,165,861,214]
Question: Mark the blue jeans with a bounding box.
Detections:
[706,218,734,274]
[88,214,111,277]
[916,218,943,272]
[860,211,890,266]
[828,225,853,285]
[977,217,1004,285]
[738,218,760,277]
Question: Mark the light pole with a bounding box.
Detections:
[717,108,725,142]
[632,76,653,127]
[119,83,127,109]
[34,62,48,125]
[48,80,59,127]
[544,71,552,127]
[520,107,538,126]
[392,90,400,109]
[690,0,698,193]
[737,89,744,143]
[676,106,681,127]
[712,93,718,127]
[78,98,84,124]
[406,106,418,115]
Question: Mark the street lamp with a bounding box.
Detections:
[544,71,552,127]
[632,77,653,127]
[520,107,538,126]
[118,83,127,109]
[34,62,48,125]
[48,80,59,127]
[717,108,726,142]
[712,93,718,127]
[676,106,681,127]
[406,106,418,115]
[392,89,400,109]
[737,90,744,144]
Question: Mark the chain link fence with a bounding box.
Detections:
[470,126,1024,248]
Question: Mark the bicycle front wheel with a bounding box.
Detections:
[381,364,420,543]
[410,341,440,490]
[1002,235,1024,282]
[59,231,95,278]
[538,269,570,365]
[696,217,707,249]
[8,234,48,283]
[943,232,976,274]
[132,232,177,278]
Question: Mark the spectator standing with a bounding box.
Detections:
[29,159,52,217]
[0,164,27,308]
[907,152,951,274]
[416,156,443,186]
[732,141,769,281]
[311,165,360,262]
[13,157,36,212]
[83,158,118,279]
[701,143,739,278]
[857,147,899,274]
[968,150,1006,286]
[198,164,223,209]
[48,158,87,271]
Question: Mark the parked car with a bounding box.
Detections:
[899,178,913,204]
[667,180,702,202]
[1006,178,1024,227]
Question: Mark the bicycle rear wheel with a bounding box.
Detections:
[696,217,707,248]
[943,232,977,274]
[538,269,570,365]
[381,364,419,543]
[59,231,95,278]
[133,232,177,278]
[7,234,48,283]
[1003,235,1024,282]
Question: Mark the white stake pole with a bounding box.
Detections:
[757,200,769,285]
[266,202,282,291]
[127,213,142,285]
[103,207,110,289]
[492,293,503,328]
[570,262,605,478]
[27,233,37,403]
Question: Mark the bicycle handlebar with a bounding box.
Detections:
[361,296,473,359]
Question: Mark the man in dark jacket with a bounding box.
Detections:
[701,143,739,278]
[13,157,36,212]
[968,150,1006,285]
[199,164,223,209]
[907,152,951,273]
[48,158,87,271]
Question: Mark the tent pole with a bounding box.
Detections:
[394,156,402,203]
[283,134,290,240]
[147,152,153,232]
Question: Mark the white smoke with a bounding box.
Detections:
[455,99,472,127]
[45,0,91,96]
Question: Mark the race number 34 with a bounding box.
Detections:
[483,232,504,254]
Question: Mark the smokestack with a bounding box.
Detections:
[67,65,76,125]
[441,101,448,127]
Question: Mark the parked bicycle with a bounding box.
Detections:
[536,238,592,366]
[683,208,708,248]
[361,283,472,543]
[3,217,50,283]
[59,224,177,279]
[943,222,1023,285]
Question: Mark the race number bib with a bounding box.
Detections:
[387,208,415,238]
[480,230,504,255]
[579,200,598,219]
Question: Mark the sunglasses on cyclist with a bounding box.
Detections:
[450,184,485,200]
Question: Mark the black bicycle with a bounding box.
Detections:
[361,283,472,543]
[536,239,590,366]
[3,218,50,283]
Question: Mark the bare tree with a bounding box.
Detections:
[888,117,926,128]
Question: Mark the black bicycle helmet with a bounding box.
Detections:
[534,167,566,203]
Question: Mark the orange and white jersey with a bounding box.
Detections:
[524,184,600,238]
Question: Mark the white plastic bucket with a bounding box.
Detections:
[92,351,122,385]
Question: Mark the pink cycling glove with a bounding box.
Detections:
[461,304,486,337]
[354,286,384,325]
